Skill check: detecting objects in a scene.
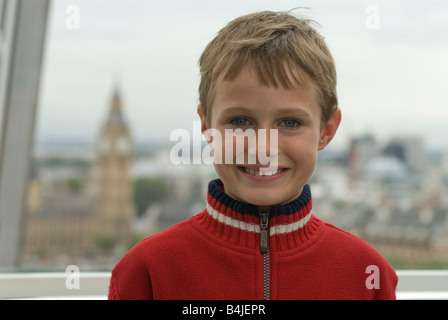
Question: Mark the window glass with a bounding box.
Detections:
[14,0,448,275]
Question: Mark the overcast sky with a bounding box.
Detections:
[36,0,448,151]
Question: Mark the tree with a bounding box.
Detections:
[94,234,116,253]
[133,177,170,217]
[67,177,83,194]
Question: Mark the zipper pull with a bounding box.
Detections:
[259,209,269,254]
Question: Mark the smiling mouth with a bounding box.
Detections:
[240,167,285,177]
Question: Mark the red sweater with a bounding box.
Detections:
[108,179,398,300]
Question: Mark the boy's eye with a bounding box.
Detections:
[282,119,300,128]
[231,118,249,126]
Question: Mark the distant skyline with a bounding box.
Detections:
[35,0,448,151]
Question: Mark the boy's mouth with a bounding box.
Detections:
[239,166,286,177]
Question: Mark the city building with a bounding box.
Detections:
[317,133,448,266]
[93,86,135,252]
[22,87,135,269]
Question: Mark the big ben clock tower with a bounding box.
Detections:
[95,86,135,251]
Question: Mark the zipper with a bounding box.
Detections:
[259,209,270,300]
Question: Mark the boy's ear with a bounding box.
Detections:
[318,108,342,151]
[197,104,208,134]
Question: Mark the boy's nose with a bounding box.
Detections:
[247,128,279,165]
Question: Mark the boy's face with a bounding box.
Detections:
[198,67,341,207]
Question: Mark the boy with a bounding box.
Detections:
[108,10,398,300]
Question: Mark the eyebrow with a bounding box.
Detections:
[275,107,313,118]
[218,106,313,118]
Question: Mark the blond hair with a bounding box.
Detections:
[198,10,338,127]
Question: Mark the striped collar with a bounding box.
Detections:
[196,179,320,251]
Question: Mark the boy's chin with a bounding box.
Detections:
[237,190,293,207]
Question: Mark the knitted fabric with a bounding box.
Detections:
[108,179,397,299]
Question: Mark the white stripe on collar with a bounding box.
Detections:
[206,203,311,236]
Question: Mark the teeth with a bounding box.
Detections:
[242,167,284,177]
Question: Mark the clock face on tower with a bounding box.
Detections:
[116,135,130,154]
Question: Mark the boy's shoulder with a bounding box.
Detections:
[125,217,195,259]
[306,218,398,299]
[322,220,375,248]
[319,218,395,270]
[108,218,197,299]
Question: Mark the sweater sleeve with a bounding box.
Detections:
[375,263,399,300]
[108,263,154,300]
[107,273,120,300]
[323,222,399,300]
[108,240,154,300]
